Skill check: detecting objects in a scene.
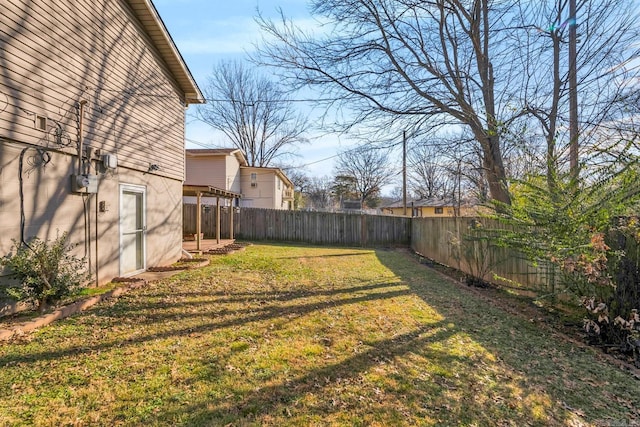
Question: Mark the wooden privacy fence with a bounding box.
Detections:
[411,217,555,293]
[183,205,411,247]
[183,204,553,291]
[183,204,234,239]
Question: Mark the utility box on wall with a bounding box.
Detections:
[102,153,117,169]
[71,174,98,193]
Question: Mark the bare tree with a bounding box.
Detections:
[334,146,395,208]
[408,132,491,204]
[407,143,447,199]
[440,147,488,210]
[388,185,411,201]
[257,0,639,204]
[282,168,310,209]
[306,176,335,210]
[198,60,309,167]
[257,0,516,204]
[505,0,640,192]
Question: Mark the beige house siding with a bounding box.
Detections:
[240,167,293,210]
[183,151,293,210]
[240,168,275,209]
[274,176,284,209]
[1,0,200,286]
[184,151,243,206]
[1,0,186,181]
[226,155,242,193]
[186,157,229,189]
[185,153,242,194]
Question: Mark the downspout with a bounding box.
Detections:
[95,190,99,286]
[78,100,90,266]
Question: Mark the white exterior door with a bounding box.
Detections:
[120,184,146,276]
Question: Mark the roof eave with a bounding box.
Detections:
[275,169,294,188]
[186,149,248,165]
[127,0,204,104]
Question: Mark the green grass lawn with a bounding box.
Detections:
[0,243,638,426]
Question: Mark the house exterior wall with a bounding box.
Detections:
[274,176,284,209]
[184,154,242,193]
[226,155,242,194]
[185,157,229,189]
[183,155,294,210]
[184,153,242,206]
[417,206,456,217]
[240,168,278,209]
[0,0,191,285]
[381,207,413,217]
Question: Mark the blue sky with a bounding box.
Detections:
[152,0,355,179]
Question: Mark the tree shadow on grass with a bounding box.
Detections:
[148,248,636,425]
[119,280,402,317]
[274,251,371,260]
[372,248,640,425]
[2,247,637,426]
[0,282,411,365]
[143,253,598,426]
[155,322,459,426]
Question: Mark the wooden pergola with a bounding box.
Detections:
[183,185,241,251]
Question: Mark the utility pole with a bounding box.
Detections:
[569,0,579,182]
[402,131,408,216]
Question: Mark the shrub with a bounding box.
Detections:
[492,169,640,364]
[581,219,640,366]
[1,232,90,313]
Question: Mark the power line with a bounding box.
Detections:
[75,86,338,105]
[199,96,337,104]
[186,136,403,172]
[185,137,220,149]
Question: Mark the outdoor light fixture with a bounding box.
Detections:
[148,164,160,172]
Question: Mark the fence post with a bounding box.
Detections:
[230,206,234,240]
[216,197,221,244]
[361,214,367,247]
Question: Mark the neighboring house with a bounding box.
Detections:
[0,0,203,284]
[381,198,481,217]
[240,167,294,210]
[184,149,295,210]
[184,148,246,206]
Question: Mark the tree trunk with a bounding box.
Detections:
[476,0,510,206]
[470,125,510,206]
